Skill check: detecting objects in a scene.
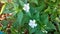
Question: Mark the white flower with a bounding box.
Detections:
[9,13,12,15]
[29,20,37,28]
[23,3,30,12]
[22,32,24,33]
[42,30,48,33]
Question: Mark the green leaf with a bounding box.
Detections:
[35,30,45,34]
[30,0,38,5]
[26,12,31,18]
[50,0,56,2]
[46,22,56,30]
[17,11,23,25]
[29,27,37,34]
[18,0,24,6]
[34,12,39,20]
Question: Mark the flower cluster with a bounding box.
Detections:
[23,3,37,28]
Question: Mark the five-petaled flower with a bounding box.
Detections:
[23,3,30,12]
[29,19,37,28]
